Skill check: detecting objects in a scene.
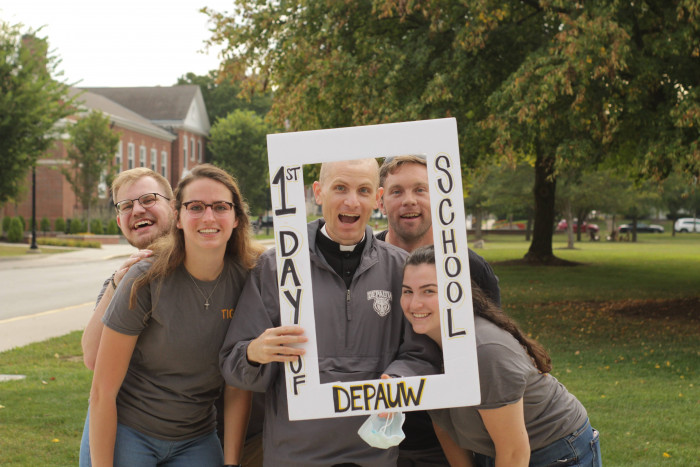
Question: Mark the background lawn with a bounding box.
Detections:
[0,234,698,466]
[0,244,74,257]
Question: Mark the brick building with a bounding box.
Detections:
[3,85,210,226]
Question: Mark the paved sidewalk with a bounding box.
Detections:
[0,302,93,353]
[0,240,275,353]
[0,243,137,353]
[0,241,137,267]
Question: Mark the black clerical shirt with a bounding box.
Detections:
[315,226,366,289]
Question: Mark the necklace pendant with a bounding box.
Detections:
[204,300,210,310]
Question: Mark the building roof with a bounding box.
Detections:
[84,85,210,135]
[84,85,197,120]
[68,88,176,141]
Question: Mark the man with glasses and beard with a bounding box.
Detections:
[81,168,175,369]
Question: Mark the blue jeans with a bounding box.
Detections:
[79,409,223,467]
[474,419,601,467]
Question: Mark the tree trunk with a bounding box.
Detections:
[87,199,92,234]
[525,213,532,242]
[671,214,677,237]
[565,201,575,249]
[575,208,588,242]
[474,206,483,240]
[524,150,557,263]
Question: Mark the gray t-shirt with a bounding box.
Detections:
[103,259,248,441]
[429,316,587,457]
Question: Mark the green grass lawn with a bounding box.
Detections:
[1,234,698,466]
[0,244,75,257]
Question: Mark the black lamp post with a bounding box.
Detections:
[30,164,39,250]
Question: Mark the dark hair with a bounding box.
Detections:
[404,245,552,373]
[129,164,265,308]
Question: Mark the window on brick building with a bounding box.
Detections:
[140,146,146,167]
[198,140,203,162]
[128,143,135,169]
[161,151,167,178]
[150,148,157,171]
[115,141,123,170]
[98,170,108,199]
[183,136,188,169]
[190,138,195,162]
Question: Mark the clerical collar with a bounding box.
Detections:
[320,225,365,251]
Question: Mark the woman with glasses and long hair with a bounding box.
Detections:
[400,245,601,467]
[87,164,265,467]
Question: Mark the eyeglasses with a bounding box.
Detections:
[115,193,169,214]
[182,201,235,218]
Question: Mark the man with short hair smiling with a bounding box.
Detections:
[81,167,174,369]
[376,155,501,466]
[220,158,440,466]
[78,168,175,467]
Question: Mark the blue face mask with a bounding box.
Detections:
[358,412,406,449]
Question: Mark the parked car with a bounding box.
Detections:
[674,217,700,233]
[618,223,664,233]
[254,215,274,233]
[556,219,600,234]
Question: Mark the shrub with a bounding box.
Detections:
[70,218,83,234]
[7,217,24,243]
[19,216,26,231]
[90,219,104,234]
[2,216,11,235]
[54,217,66,233]
[40,217,51,233]
[37,237,101,248]
[105,219,120,235]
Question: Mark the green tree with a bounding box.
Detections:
[40,217,50,233]
[205,0,700,264]
[463,168,492,241]
[54,217,65,233]
[90,218,104,235]
[209,109,275,214]
[177,71,272,124]
[105,218,119,235]
[661,171,693,237]
[69,218,83,234]
[616,181,662,242]
[556,169,621,245]
[7,217,24,243]
[61,111,119,233]
[0,23,73,205]
[2,216,11,235]
[483,163,536,239]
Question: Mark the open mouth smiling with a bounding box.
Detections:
[400,213,421,219]
[411,312,431,319]
[338,214,360,224]
[133,219,154,230]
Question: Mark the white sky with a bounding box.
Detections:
[1,0,235,87]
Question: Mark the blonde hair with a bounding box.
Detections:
[129,164,265,308]
[379,155,427,188]
[111,168,173,203]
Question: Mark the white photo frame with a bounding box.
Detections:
[266,118,480,421]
